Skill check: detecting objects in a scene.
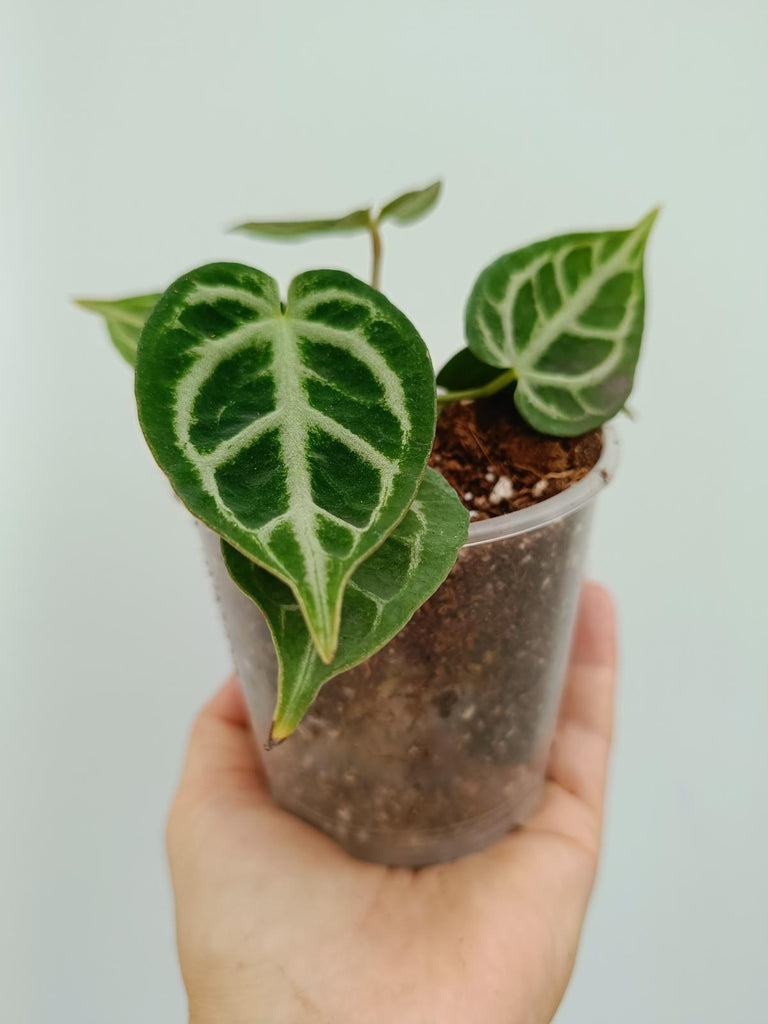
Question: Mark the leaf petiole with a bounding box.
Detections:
[437,368,518,406]
[368,213,383,290]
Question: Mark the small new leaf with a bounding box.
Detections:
[76,294,160,366]
[465,208,659,435]
[379,180,442,225]
[232,208,371,240]
[436,347,508,391]
[135,262,436,664]
[222,469,469,741]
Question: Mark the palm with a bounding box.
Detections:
[169,584,615,1024]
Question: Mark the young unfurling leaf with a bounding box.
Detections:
[76,293,160,366]
[379,180,442,225]
[232,208,371,241]
[232,180,442,289]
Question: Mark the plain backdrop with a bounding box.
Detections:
[2,1,767,1021]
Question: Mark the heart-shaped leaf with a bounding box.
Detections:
[222,468,468,741]
[136,262,436,663]
[379,180,442,225]
[465,209,658,435]
[436,346,507,391]
[76,293,160,366]
[232,208,371,240]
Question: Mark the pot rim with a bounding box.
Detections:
[463,422,619,547]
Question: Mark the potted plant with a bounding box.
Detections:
[78,181,656,865]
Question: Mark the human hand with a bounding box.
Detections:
[167,582,616,1024]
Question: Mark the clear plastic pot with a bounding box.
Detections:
[201,427,618,866]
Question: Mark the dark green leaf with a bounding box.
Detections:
[436,347,508,390]
[465,209,658,435]
[135,262,436,664]
[222,469,468,740]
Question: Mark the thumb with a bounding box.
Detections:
[174,675,271,806]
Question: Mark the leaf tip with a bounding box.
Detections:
[637,205,662,236]
[314,640,336,666]
[229,221,264,239]
[229,220,271,236]
[268,720,294,746]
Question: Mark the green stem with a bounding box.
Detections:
[437,368,518,406]
[369,216,383,290]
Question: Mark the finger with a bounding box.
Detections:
[201,672,251,726]
[470,588,616,1008]
[176,675,270,803]
[545,582,617,816]
[558,582,616,736]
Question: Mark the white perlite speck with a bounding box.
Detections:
[489,476,515,504]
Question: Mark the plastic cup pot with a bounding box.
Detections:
[201,427,618,866]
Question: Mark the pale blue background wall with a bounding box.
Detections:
[2,0,767,1020]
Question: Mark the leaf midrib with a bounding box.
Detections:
[271,315,331,644]
[273,494,429,726]
[514,225,645,371]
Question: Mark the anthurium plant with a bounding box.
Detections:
[78,180,656,740]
